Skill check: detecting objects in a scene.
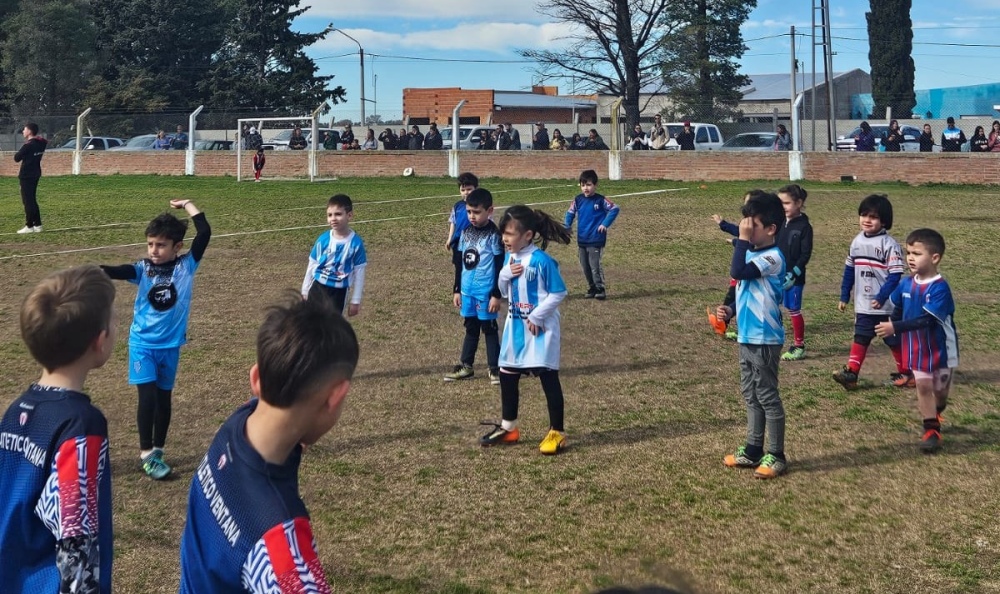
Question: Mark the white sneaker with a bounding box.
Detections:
[32,226,42,233]
[16,226,33,234]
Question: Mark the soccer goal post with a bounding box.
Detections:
[236,115,319,182]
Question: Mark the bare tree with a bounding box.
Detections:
[519,0,675,128]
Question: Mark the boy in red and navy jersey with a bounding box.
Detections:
[179,295,359,593]
[876,229,958,453]
[0,265,118,594]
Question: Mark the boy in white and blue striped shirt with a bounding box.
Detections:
[302,194,367,316]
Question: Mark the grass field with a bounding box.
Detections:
[1,175,998,594]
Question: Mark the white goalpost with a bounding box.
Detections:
[236,115,320,182]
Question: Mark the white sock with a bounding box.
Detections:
[140,449,154,460]
[501,419,517,431]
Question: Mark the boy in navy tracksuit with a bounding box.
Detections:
[564,169,620,300]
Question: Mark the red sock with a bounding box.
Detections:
[889,344,906,373]
[848,342,868,373]
[790,311,805,347]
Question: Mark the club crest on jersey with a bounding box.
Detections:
[463,248,480,270]
[19,412,28,426]
[148,282,178,311]
[217,453,228,470]
[523,266,537,282]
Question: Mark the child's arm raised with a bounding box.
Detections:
[172,200,211,262]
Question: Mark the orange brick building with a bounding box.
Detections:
[403,86,598,126]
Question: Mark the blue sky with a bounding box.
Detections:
[295,0,1000,122]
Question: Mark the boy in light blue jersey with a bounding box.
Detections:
[302,194,368,316]
[444,188,505,384]
[101,199,210,480]
[445,172,479,294]
[714,192,788,479]
[479,205,573,455]
[564,169,620,300]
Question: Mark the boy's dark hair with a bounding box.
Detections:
[740,191,783,229]
[146,212,188,243]
[744,189,769,201]
[906,228,946,256]
[579,169,599,186]
[256,294,359,408]
[778,183,807,203]
[24,122,39,135]
[457,172,479,188]
[858,194,893,230]
[21,265,115,371]
[327,194,353,212]
[465,188,493,209]
[499,205,572,250]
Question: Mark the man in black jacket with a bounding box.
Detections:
[532,122,550,150]
[14,122,47,234]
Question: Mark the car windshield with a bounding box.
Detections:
[439,129,472,141]
[727,134,773,148]
[60,138,84,149]
[666,125,685,137]
[124,135,156,147]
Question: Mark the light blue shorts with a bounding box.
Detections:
[128,345,180,390]
[461,294,498,321]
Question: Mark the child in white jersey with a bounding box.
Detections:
[302,194,368,316]
[479,205,572,455]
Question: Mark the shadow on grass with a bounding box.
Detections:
[793,426,1000,474]
[356,358,676,381]
[955,368,1000,385]
[573,418,733,449]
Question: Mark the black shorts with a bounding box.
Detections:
[855,312,900,346]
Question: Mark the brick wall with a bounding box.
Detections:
[3,150,1000,184]
[403,88,495,125]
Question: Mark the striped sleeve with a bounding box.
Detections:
[242,518,331,594]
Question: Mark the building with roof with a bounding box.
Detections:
[403,86,597,126]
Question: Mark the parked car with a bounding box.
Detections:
[51,136,126,151]
[662,122,725,150]
[109,134,171,151]
[440,125,494,150]
[719,132,779,151]
[194,139,235,150]
[263,128,339,150]
[836,124,923,151]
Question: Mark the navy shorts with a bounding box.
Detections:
[854,312,900,346]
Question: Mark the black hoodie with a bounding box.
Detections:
[14,135,47,179]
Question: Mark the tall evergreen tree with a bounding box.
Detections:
[866,0,915,118]
[659,0,755,122]
[198,0,344,113]
[1,0,99,114]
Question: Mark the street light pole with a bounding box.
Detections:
[332,27,365,125]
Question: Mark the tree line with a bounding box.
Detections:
[0,0,345,120]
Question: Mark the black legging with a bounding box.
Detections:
[137,382,172,451]
[499,369,565,431]
[20,177,41,228]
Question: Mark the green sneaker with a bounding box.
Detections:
[142,450,171,480]
[723,330,738,341]
[443,365,474,382]
[753,453,788,479]
[781,346,806,361]
[723,445,761,468]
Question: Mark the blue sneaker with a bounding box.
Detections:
[142,449,172,480]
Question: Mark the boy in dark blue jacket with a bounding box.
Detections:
[564,169,620,300]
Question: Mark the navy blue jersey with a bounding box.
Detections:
[179,400,331,593]
[889,275,959,372]
[0,385,113,594]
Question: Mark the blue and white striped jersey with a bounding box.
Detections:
[736,245,786,345]
[302,230,368,302]
[499,245,567,370]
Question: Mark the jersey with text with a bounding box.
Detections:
[459,222,503,299]
[0,385,113,594]
[736,245,786,345]
[845,230,904,315]
[129,252,201,348]
[179,400,331,594]
[499,245,567,370]
[889,275,959,372]
[302,231,367,293]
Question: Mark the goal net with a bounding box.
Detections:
[236,115,326,182]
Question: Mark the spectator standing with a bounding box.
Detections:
[340,122,355,148]
[378,127,398,150]
[505,123,521,150]
[153,130,171,150]
[171,125,188,150]
[940,117,966,152]
[478,132,492,150]
[969,126,989,152]
[773,124,792,151]
[987,120,1000,152]
[494,125,511,150]
[533,122,550,150]
[854,121,877,151]
[550,129,567,150]
[361,128,378,150]
[246,126,263,150]
[919,124,935,152]
[14,122,47,234]
[584,129,608,150]
[883,120,903,152]
[407,125,424,150]
[570,132,587,150]
[628,124,648,150]
[648,116,668,150]
[397,128,409,150]
[424,123,443,150]
[675,121,696,150]
[288,126,307,150]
